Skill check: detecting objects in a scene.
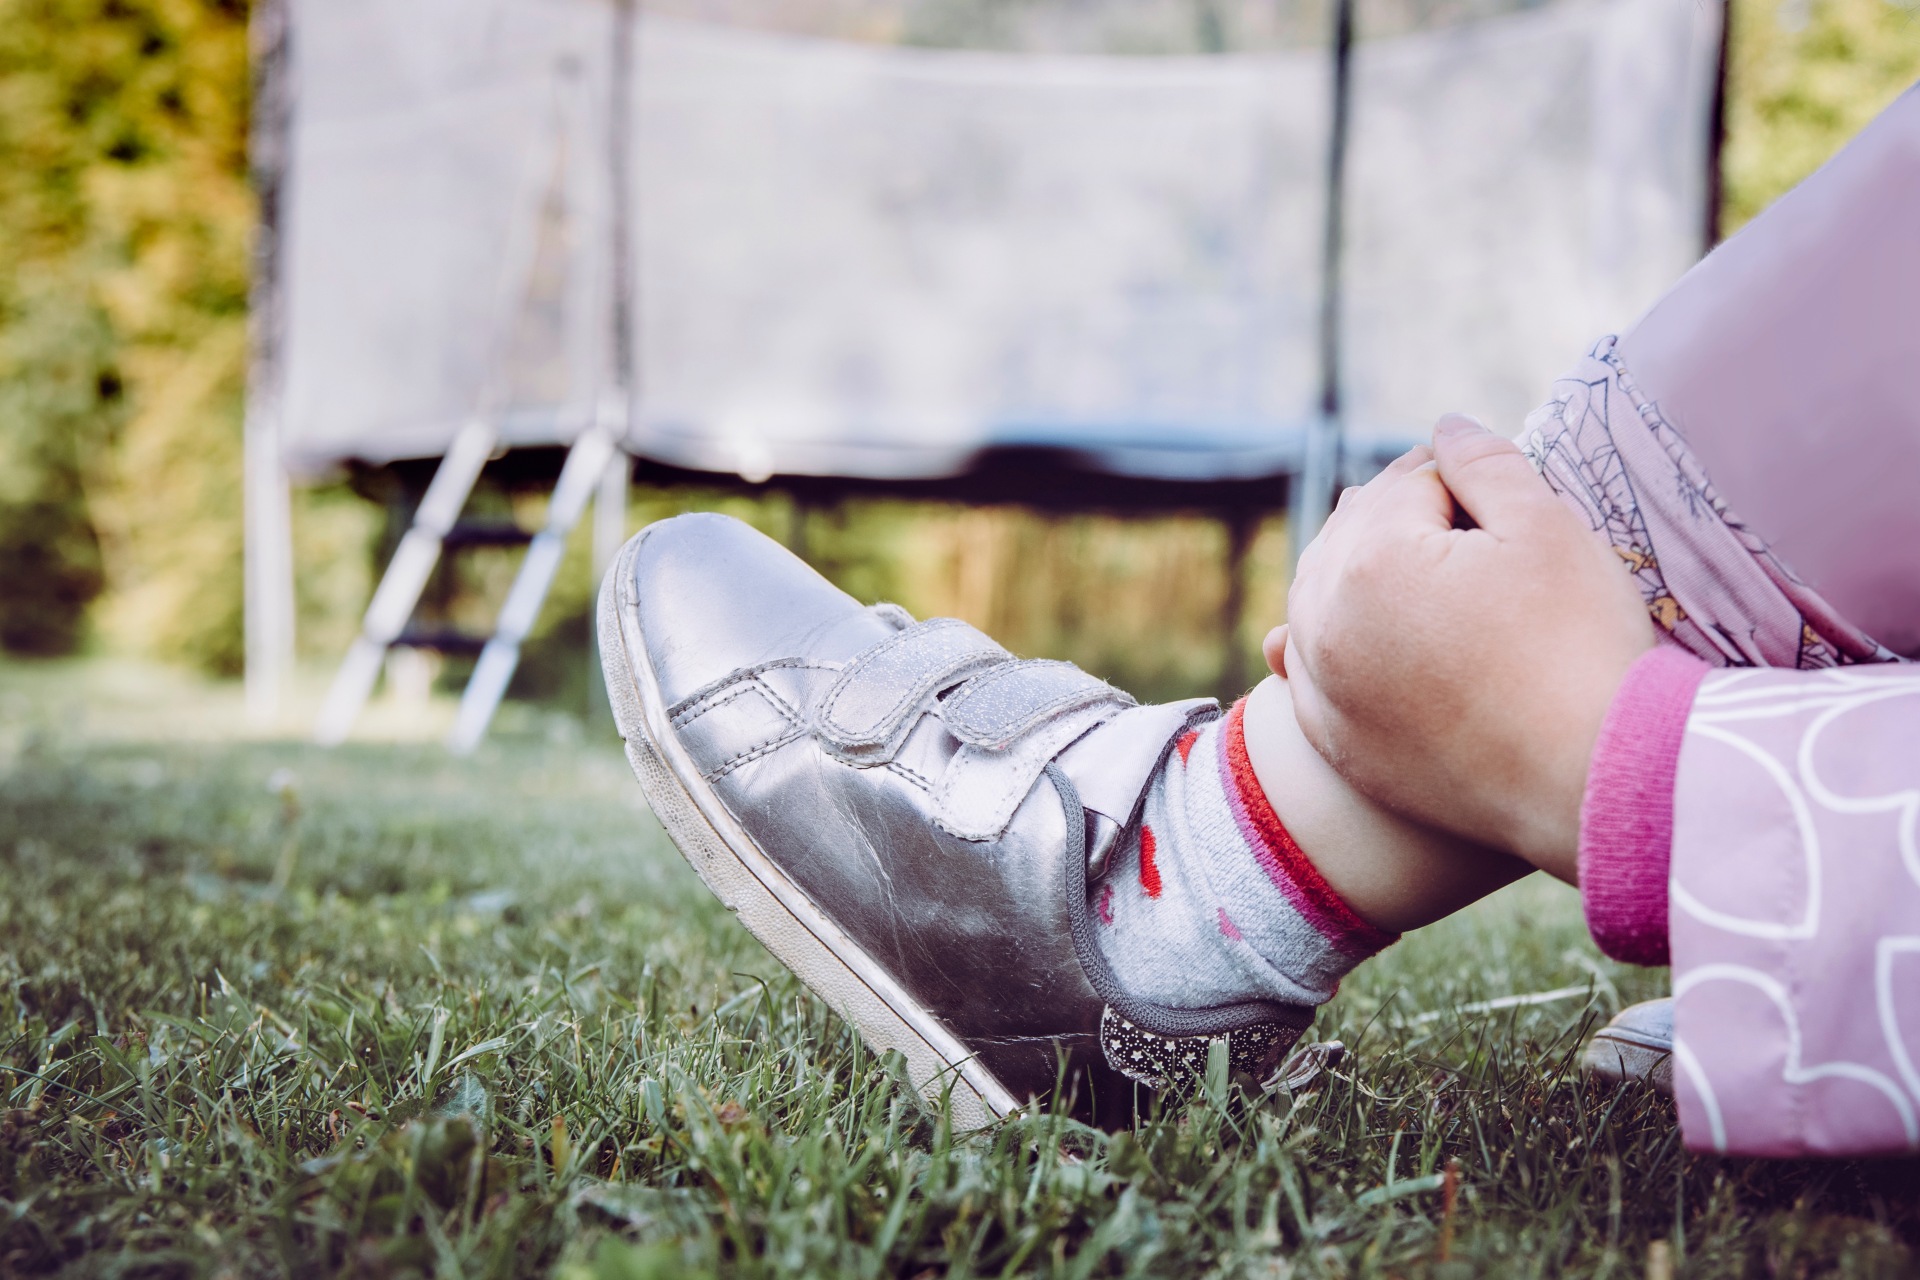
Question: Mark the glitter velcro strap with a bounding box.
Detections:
[816,618,1009,763]
[937,659,1133,750]
[934,701,1121,841]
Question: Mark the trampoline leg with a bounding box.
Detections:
[1218,510,1260,698]
[243,400,295,725]
[1289,414,1341,575]
[593,446,629,580]
[588,446,630,721]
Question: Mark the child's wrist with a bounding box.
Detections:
[1492,642,1649,881]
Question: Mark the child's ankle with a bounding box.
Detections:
[1088,701,1397,1016]
[1241,676,1529,933]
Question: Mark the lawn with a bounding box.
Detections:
[2,662,1916,1277]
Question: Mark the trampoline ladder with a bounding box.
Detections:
[313,416,624,750]
[445,421,619,755]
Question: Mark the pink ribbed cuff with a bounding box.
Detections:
[1577,645,1709,967]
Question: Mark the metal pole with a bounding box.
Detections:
[1218,509,1260,698]
[1702,0,1732,253]
[243,403,295,723]
[585,0,640,726]
[243,0,296,722]
[585,0,641,726]
[594,441,628,580]
[1290,0,1354,572]
[610,0,636,402]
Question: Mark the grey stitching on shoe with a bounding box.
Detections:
[1045,761,1312,1041]
[886,760,936,793]
[704,729,808,781]
[667,658,829,722]
[671,677,803,781]
[672,677,788,729]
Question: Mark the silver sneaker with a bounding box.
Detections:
[1581,998,1674,1095]
[597,514,1315,1127]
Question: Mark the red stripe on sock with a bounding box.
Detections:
[1220,699,1398,953]
[1175,731,1199,765]
[1138,826,1163,899]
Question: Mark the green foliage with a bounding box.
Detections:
[2,662,1918,1276]
[0,0,251,668]
[1722,0,1920,235]
[0,285,113,654]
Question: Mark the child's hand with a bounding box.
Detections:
[1275,415,1654,878]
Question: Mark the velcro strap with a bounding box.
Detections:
[817,618,1009,762]
[937,660,1133,750]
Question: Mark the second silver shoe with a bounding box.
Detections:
[1581,998,1674,1095]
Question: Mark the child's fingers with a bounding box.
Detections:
[1320,444,1434,533]
[1365,457,1460,543]
[1288,452,1456,699]
[1380,443,1435,477]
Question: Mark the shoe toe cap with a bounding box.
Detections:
[623,512,886,703]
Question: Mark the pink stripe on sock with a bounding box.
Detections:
[1217,908,1243,941]
[1217,700,1398,955]
[1096,883,1115,926]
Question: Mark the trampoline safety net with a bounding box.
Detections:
[273,0,1722,483]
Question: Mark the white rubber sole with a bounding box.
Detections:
[597,534,1019,1128]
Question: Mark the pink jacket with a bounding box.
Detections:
[1528,86,1920,1156]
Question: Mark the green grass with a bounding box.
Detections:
[2,663,1918,1278]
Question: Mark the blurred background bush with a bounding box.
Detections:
[1,0,1915,704]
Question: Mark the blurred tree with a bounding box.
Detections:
[0,283,113,653]
[1722,0,1920,234]
[0,0,251,668]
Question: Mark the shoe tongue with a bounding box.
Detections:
[1055,698,1218,830]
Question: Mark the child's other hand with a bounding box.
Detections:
[1275,414,1655,879]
